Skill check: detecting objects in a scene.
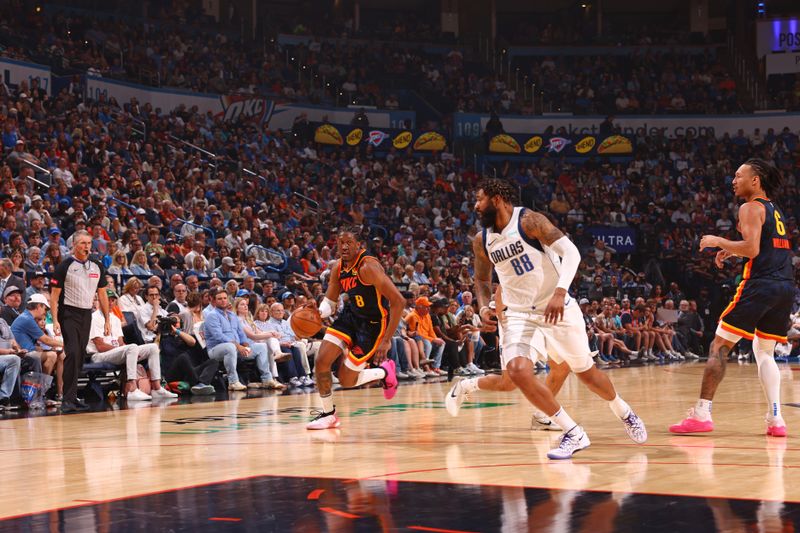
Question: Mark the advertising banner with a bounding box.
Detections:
[486,133,633,157]
[454,112,800,140]
[766,52,800,75]
[85,75,416,130]
[757,18,800,57]
[587,226,637,253]
[0,58,51,96]
[312,123,446,152]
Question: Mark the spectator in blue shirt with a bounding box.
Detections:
[11,294,62,394]
[259,302,311,388]
[202,288,271,391]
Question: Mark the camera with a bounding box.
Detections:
[156,316,179,334]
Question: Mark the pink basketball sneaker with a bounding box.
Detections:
[669,408,714,434]
[766,420,787,437]
[380,359,399,400]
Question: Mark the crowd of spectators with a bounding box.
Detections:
[0,10,796,410]
[0,2,748,118]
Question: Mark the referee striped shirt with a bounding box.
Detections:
[51,257,108,309]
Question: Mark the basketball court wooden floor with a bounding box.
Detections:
[2,361,800,532]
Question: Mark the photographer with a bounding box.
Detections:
[137,286,167,343]
[157,312,218,395]
[87,291,177,401]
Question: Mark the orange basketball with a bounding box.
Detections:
[290,307,323,338]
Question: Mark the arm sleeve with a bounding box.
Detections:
[547,236,581,291]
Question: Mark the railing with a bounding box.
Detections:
[175,219,216,241]
[292,192,319,213]
[110,110,146,140]
[247,245,287,273]
[21,160,53,188]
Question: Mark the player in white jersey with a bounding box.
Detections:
[445,179,647,459]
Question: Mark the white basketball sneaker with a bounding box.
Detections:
[547,426,591,460]
[621,410,648,443]
[531,410,561,431]
[306,409,341,430]
[445,380,469,417]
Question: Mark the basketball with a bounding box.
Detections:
[290,307,323,338]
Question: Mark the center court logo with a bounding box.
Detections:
[160,402,512,434]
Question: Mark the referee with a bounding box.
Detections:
[50,230,110,413]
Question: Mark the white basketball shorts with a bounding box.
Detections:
[499,304,594,373]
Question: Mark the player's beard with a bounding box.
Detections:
[479,204,497,229]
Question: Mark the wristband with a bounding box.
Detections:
[175,328,182,334]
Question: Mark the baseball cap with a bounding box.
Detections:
[28,293,49,308]
[2,286,21,299]
[106,289,118,299]
[280,292,295,301]
[432,298,449,308]
[415,296,432,307]
[49,228,61,235]
[3,201,15,210]
[136,208,146,215]
[461,257,470,266]
[579,298,590,305]
[31,270,46,278]
[31,195,42,202]
[236,289,250,297]
[222,257,234,266]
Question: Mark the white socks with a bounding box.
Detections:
[608,395,631,419]
[753,337,782,421]
[320,393,334,413]
[462,377,481,394]
[695,399,712,420]
[550,407,579,433]
[355,367,387,387]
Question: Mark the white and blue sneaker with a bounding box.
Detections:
[622,411,648,443]
[445,380,469,417]
[531,410,562,431]
[547,426,591,460]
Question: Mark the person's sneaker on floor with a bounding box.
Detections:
[766,418,788,437]
[61,401,90,413]
[380,359,399,399]
[263,379,287,390]
[306,409,341,430]
[151,388,178,399]
[445,379,469,417]
[331,374,340,384]
[424,370,437,378]
[227,381,247,392]
[126,389,152,401]
[247,381,263,389]
[531,410,560,430]
[301,376,315,387]
[547,426,591,460]
[0,398,18,411]
[190,384,216,395]
[621,410,648,443]
[669,408,714,433]
[467,363,485,375]
[289,377,302,388]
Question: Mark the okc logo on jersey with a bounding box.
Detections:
[340,277,359,291]
[490,241,525,264]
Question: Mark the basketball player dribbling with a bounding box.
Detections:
[446,179,647,459]
[306,227,406,430]
[670,159,793,437]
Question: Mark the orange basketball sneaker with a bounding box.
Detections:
[669,408,714,434]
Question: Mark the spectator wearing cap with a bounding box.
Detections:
[42,228,69,258]
[404,296,446,376]
[213,257,235,279]
[11,294,63,397]
[0,258,26,307]
[0,285,24,325]
[280,292,296,316]
[26,195,50,227]
[25,271,48,301]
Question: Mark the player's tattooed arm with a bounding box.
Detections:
[472,232,493,310]
[519,210,564,246]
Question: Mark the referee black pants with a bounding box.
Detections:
[61,305,93,403]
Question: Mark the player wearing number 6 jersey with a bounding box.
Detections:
[445,179,647,459]
[670,159,793,437]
